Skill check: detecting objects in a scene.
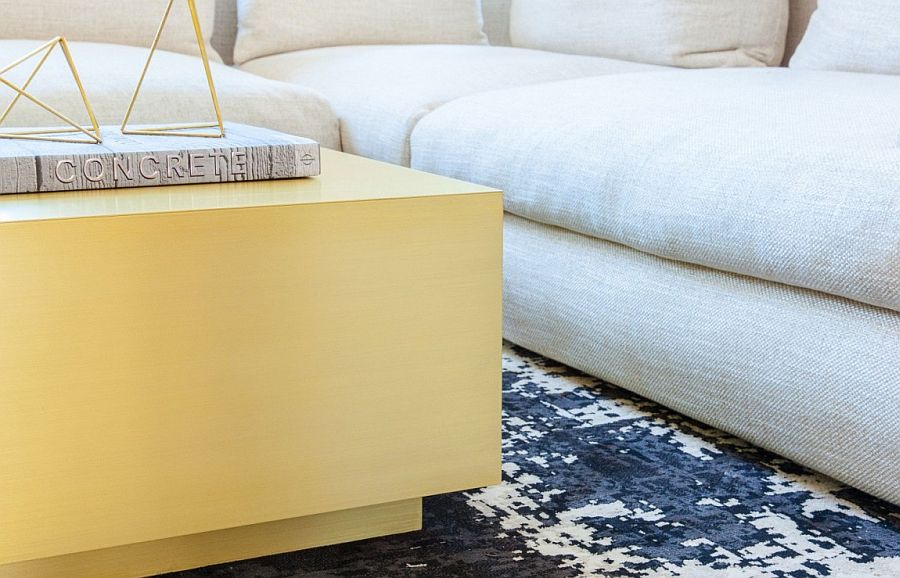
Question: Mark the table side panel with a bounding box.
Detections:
[0,192,502,564]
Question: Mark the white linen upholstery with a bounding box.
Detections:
[0,0,221,61]
[233,0,488,65]
[790,0,900,75]
[0,41,340,149]
[411,68,900,312]
[241,45,662,166]
[215,0,509,63]
[503,214,900,506]
[217,0,813,65]
[509,0,789,67]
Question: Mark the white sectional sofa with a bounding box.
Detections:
[1,0,897,506]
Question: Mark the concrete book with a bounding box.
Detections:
[0,123,320,194]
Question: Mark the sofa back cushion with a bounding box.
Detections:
[201,0,819,67]
[214,0,506,64]
[233,0,488,65]
[508,0,789,68]
[0,0,220,60]
[790,0,900,74]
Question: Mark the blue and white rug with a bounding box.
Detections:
[176,345,900,577]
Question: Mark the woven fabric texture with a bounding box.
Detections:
[233,0,488,65]
[242,45,660,166]
[790,0,900,74]
[503,214,900,506]
[411,68,900,312]
[0,40,340,149]
[0,0,221,61]
[508,0,789,67]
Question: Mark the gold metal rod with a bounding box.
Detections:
[123,132,223,138]
[0,127,83,135]
[0,37,101,144]
[120,0,176,133]
[0,132,100,144]
[0,76,100,143]
[121,0,225,138]
[0,40,57,124]
[0,37,59,75]
[187,0,225,136]
[57,37,101,140]
[126,122,220,131]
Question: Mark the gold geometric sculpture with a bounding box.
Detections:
[121,0,225,138]
[0,37,102,144]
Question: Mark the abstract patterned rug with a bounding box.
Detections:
[174,345,900,577]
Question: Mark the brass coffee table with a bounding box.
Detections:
[0,150,502,577]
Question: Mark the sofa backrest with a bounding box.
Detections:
[784,0,817,65]
[213,0,239,65]
[489,0,815,65]
[483,0,513,46]
[212,0,816,66]
[213,0,510,64]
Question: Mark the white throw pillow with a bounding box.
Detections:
[790,0,900,74]
[0,0,221,61]
[234,0,488,65]
[509,0,789,68]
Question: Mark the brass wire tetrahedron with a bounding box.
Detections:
[121,0,225,138]
[0,37,102,144]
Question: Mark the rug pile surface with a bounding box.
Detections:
[175,345,900,577]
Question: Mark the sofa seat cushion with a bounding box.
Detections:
[240,45,663,166]
[504,214,900,506]
[411,68,900,312]
[0,40,340,149]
